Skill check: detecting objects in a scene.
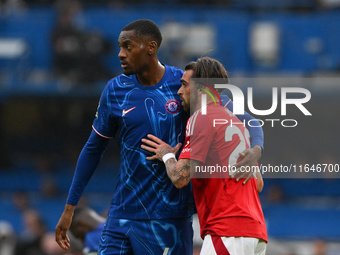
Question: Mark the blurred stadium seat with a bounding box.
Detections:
[0,38,29,86]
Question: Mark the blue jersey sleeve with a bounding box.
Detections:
[66,130,110,205]
[221,94,264,150]
[92,80,118,139]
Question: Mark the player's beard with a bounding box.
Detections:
[190,88,200,115]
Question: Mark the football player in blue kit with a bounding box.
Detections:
[55,19,264,255]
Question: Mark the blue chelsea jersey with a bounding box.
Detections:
[92,65,195,220]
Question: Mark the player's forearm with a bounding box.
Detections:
[61,204,76,220]
[64,203,76,212]
[164,158,191,189]
[66,130,110,205]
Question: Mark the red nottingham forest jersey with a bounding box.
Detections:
[179,103,267,241]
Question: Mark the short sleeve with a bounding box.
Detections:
[179,112,213,163]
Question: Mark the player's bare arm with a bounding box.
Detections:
[55,203,75,250]
[163,158,191,189]
[141,134,200,189]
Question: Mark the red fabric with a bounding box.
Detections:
[179,104,267,242]
[212,236,230,255]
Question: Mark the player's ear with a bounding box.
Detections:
[148,41,157,55]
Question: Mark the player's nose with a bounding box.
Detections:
[118,48,127,59]
[177,86,183,96]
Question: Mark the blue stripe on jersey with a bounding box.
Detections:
[93,65,195,220]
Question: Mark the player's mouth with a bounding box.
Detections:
[121,61,128,69]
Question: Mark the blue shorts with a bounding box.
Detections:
[98,216,193,255]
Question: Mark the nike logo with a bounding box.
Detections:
[122,107,136,116]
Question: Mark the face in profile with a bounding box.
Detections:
[178,70,193,113]
[118,30,151,76]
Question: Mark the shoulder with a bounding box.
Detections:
[164,64,184,80]
[101,74,136,93]
[193,106,232,127]
[188,110,208,132]
[108,74,136,87]
[209,105,234,121]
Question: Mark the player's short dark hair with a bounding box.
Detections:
[192,57,229,93]
[184,61,196,71]
[122,19,162,48]
[193,57,229,81]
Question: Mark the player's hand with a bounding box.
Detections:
[231,145,262,184]
[141,134,182,161]
[55,204,75,250]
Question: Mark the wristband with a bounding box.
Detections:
[162,153,176,163]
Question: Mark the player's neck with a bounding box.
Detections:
[190,97,215,116]
[136,60,165,87]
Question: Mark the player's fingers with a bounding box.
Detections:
[55,229,70,250]
[232,166,251,181]
[141,138,159,147]
[146,155,159,161]
[61,231,70,249]
[141,139,159,149]
[230,169,240,179]
[230,166,242,178]
[65,233,70,243]
[243,172,253,184]
[147,134,164,144]
[173,143,182,154]
[141,144,156,154]
[55,226,62,243]
[233,162,241,169]
[233,158,252,169]
[58,239,70,250]
[235,171,248,182]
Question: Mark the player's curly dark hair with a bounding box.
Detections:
[122,19,162,48]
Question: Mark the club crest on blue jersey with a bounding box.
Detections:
[165,99,180,114]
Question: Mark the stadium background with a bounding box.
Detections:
[0,0,340,254]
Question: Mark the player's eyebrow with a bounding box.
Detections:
[180,79,188,85]
[118,39,131,45]
[118,37,137,46]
